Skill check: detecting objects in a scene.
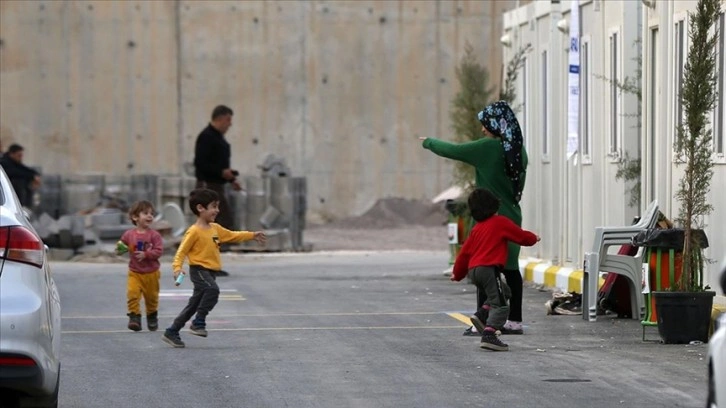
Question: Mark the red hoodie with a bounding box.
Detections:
[451,215,538,281]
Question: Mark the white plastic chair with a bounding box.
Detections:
[582,200,660,321]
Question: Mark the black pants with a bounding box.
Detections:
[169,266,220,331]
[477,268,523,322]
[195,180,233,229]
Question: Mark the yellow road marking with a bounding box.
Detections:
[159,295,244,300]
[446,312,472,326]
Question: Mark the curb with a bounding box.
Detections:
[518,259,598,293]
[518,258,725,336]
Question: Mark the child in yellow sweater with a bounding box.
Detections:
[162,188,266,348]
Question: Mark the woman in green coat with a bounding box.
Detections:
[421,101,528,335]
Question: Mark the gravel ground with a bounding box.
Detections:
[65,224,450,263]
[304,224,450,251]
[303,197,451,251]
[64,197,452,261]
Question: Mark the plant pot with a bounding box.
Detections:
[653,291,715,344]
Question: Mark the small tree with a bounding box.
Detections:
[449,43,495,190]
[500,43,532,109]
[673,0,720,291]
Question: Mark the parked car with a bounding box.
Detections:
[0,167,61,407]
[707,259,726,408]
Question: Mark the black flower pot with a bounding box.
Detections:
[653,291,715,344]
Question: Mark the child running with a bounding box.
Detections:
[450,188,540,351]
[118,200,164,332]
[162,188,266,348]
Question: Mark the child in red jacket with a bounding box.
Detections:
[451,188,540,351]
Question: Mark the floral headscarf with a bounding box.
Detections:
[477,101,525,202]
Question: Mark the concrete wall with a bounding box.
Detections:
[0,0,515,220]
[0,1,180,174]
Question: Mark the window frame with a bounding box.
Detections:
[648,26,659,199]
[607,28,621,161]
[673,15,687,157]
[712,11,725,163]
[579,35,592,164]
[521,56,528,148]
[541,48,550,162]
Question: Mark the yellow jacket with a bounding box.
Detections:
[172,223,255,271]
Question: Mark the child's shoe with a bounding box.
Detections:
[469,308,489,334]
[480,331,509,351]
[189,319,208,337]
[462,326,480,336]
[162,329,185,348]
[147,311,159,332]
[127,313,142,332]
[500,320,524,335]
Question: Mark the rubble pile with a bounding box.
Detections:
[31,207,178,261]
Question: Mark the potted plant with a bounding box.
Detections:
[652,0,720,344]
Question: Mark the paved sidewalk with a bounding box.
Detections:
[517,258,726,338]
[456,279,711,406]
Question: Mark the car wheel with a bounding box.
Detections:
[707,361,716,408]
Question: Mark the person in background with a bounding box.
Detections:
[421,100,529,335]
[193,105,241,275]
[117,200,164,332]
[0,143,42,208]
[450,188,540,351]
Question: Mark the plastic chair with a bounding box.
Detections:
[582,200,659,322]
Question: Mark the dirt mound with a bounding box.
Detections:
[324,198,448,229]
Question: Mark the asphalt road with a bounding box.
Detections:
[55,251,708,408]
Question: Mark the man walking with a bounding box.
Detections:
[193,105,241,276]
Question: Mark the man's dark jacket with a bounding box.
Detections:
[193,124,231,184]
[0,155,39,207]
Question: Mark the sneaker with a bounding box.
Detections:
[500,320,524,335]
[469,308,489,334]
[147,312,159,332]
[189,324,208,337]
[127,313,142,332]
[462,326,480,336]
[162,330,185,348]
[545,300,555,315]
[442,266,453,277]
[480,332,509,351]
